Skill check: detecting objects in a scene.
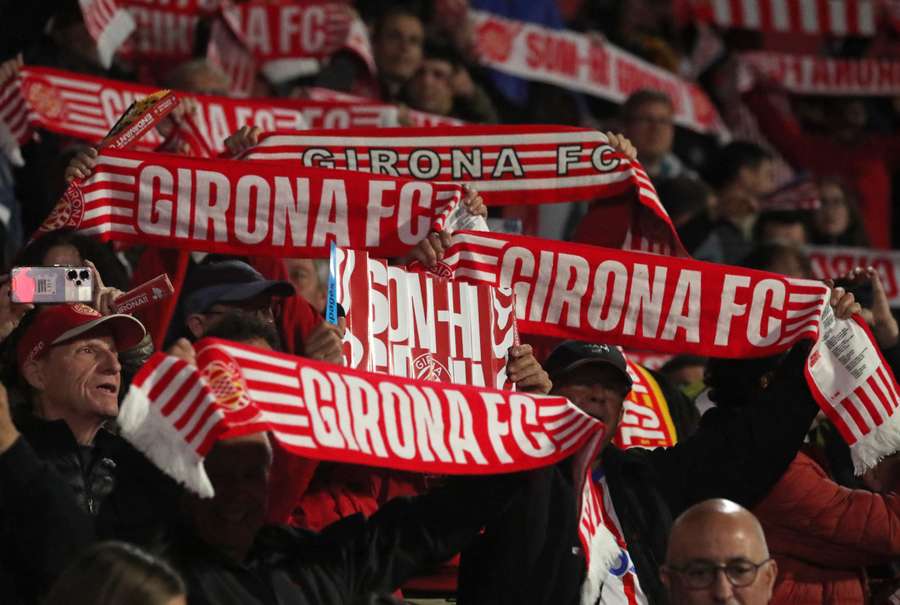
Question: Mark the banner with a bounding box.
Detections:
[469,11,726,137]
[613,360,678,449]
[808,244,900,307]
[742,51,900,96]
[38,148,462,258]
[244,126,686,255]
[692,0,877,37]
[116,0,220,60]
[120,338,606,494]
[432,231,900,472]
[223,1,352,63]
[4,66,411,154]
[333,248,517,390]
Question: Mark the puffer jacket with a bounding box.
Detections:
[754,451,900,605]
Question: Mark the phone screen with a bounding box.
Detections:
[10,267,93,304]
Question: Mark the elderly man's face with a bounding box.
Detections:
[552,365,629,449]
[183,433,273,563]
[26,328,121,421]
[662,513,776,605]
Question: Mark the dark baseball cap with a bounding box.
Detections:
[544,340,633,390]
[181,260,295,316]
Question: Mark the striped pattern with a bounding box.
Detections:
[129,353,227,457]
[78,0,136,68]
[125,341,605,477]
[73,153,141,239]
[245,127,685,255]
[207,18,258,99]
[698,0,877,36]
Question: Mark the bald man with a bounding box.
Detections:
[661,499,777,605]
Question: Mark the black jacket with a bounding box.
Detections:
[0,415,178,604]
[169,473,525,605]
[458,345,820,605]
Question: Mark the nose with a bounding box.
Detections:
[99,347,121,374]
[712,567,735,602]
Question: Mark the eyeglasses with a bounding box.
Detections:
[664,559,772,589]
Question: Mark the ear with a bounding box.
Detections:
[21,359,47,391]
[186,314,207,339]
[659,566,672,590]
[761,559,778,597]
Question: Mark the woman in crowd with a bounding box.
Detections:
[44,541,186,605]
[810,177,870,247]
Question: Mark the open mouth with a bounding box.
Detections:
[96,383,118,395]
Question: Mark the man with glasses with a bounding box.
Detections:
[459,335,834,605]
[661,499,776,605]
[621,90,694,182]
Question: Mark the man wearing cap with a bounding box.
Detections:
[173,259,344,364]
[460,338,821,605]
[0,304,179,604]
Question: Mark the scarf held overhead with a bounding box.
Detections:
[469,11,726,137]
[244,126,686,256]
[332,247,517,390]
[36,148,461,258]
[119,338,606,493]
[432,230,900,472]
[0,66,409,156]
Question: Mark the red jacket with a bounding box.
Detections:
[753,451,900,604]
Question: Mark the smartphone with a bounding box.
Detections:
[10,266,93,304]
[832,277,874,309]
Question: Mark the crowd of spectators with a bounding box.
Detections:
[3,0,900,604]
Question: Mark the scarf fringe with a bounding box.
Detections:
[90,4,136,69]
[118,385,214,498]
[851,411,900,474]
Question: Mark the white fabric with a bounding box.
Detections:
[595,472,649,605]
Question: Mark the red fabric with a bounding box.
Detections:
[754,451,900,604]
[248,256,323,356]
[290,465,426,531]
[130,247,189,348]
[745,88,900,249]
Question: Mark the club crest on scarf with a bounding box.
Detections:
[476,19,517,63]
[203,359,253,412]
[37,185,86,235]
[22,81,65,121]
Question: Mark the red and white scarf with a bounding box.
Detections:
[78,0,137,68]
[0,66,415,155]
[469,11,727,137]
[741,51,900,96]
[243,126,686,256]
[691,0,877,37]
[333,247,517,389]
[614,360,678,449]
[119,337,617,600]
[430,230,900,472]
[37,148,461,258]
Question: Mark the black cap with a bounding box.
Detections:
[181,260,295,316]
[544,340,633,390]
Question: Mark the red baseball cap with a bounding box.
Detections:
[17,304,146,369]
